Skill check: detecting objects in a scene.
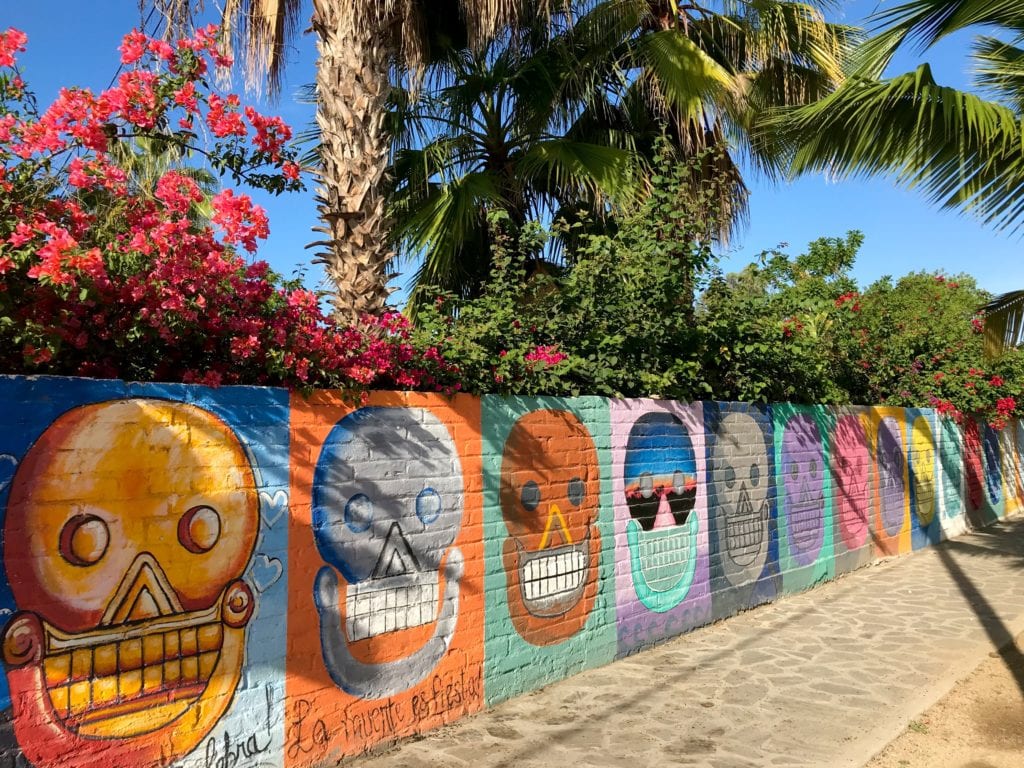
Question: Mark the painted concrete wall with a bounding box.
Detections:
[0,376,1018,767]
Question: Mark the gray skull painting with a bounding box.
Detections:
[311,407,464,699]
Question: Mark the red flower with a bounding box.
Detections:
[118,29,147,65]
[0,28,28,68]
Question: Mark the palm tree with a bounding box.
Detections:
[389,0,854,311]
[769,1,1024,232]
[563,0,855,231]
[151,0,560,322]
[389,35,640,312]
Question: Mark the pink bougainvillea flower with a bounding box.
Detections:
[0,28,28,68]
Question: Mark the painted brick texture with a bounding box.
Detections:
[0,376,1018,767]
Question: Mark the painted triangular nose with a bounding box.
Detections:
[652,495,676,530]
[383,549,409,577]
[539,503,574,549]
[125,587,163,621]
[371,522,421,579]
[101,554,184,626]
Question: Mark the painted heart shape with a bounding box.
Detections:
[259,490,288,528]
[0,455,17,494]
[251,554,283,593]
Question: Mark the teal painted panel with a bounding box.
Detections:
[774,404,835,592]
[482,396,616,706]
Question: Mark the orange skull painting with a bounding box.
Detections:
[1,399,259,768]
[499,410,601,646]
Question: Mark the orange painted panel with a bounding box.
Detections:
[866,408,911,557]
[285,392,484,765]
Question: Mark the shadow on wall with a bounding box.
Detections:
[0,375,1017,767]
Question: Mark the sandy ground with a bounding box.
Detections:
[865,631,1024,768]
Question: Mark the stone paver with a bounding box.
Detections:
[348,518,1024,768]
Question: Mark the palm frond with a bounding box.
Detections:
[974,36,1024,115]
[518,138,639,207]
[774,64,1024,229]
[633,28,735,124]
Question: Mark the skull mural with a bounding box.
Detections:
[781,414,826,566]
[1,399,259,768]
[832,415,870,551]
[499,410,601,646]
[877,417,907,536]
[910,416,937,528]
[982,424,1003,506]
[938,419,964,520]
[1001,426,1019,508]
[312,407,464,700]
[964,419,985,512]
[711,412,770,589]
[622,413,698,613]
[1017,422,1024,499]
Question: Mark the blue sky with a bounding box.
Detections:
[5,1,1021,301]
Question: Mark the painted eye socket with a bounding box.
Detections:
[749,463,761,487]
[789,462,799,480]
[59,514,109,567]
[808,459,818,478]
[416,487,442,524]
[178,505,222,553]
[724,466,736,489]
[672,470,687,495]
[521,480,541,511]
[344,494,373,533]
[568,477,585,506]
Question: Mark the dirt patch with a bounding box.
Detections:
[865,635,1024,768]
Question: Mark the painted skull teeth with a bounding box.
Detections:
[631,525,692,591]
[516,535,589,616]
[42,604,224,730]
[789,494,822,551]
[727,489,766,566]
[344,573,440,641]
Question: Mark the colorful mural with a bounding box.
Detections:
[1016,421,1024,507]
[867,408,912,557]
[907,409,942,550]
[1001,422,1022,516]
[937,417,967,539]
[482,397,615,705]
[775,405,834,592]
[963,418,986,524]
[612,401,710,655]
[0,376,1009,766]
[980,422,1006,523]
[705,403,779,619]
[286,391,484,764]
[830,408,875,575]
[0,377,289,768]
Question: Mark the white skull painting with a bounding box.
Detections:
[311,407,464,699]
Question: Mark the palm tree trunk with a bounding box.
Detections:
[311,0,393,323]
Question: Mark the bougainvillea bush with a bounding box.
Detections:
[837,272,1024,430]
[0,27,453,390]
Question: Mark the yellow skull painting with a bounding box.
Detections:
[1,399,259,768]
